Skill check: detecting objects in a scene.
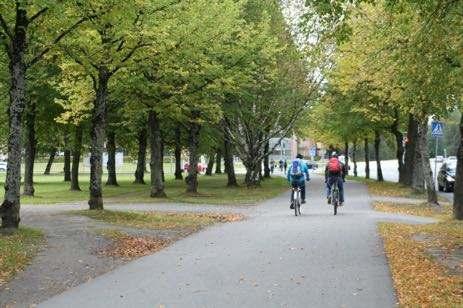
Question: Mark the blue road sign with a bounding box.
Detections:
[431,121,444,137]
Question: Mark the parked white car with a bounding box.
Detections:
[0,161,7,171]
[435,155,444,163]
[447,156,457,162]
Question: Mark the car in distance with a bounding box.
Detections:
[446,156,457,162]
[437,161,456,192]
[0,161,7,171]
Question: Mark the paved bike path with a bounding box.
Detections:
[39,176,429,308]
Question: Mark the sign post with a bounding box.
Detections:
[431,121,444,183]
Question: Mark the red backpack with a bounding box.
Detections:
[327,158,342,173]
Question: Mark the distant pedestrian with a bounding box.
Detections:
[270,160,275,174]
[279,160,284,172]
[283,160,287,173]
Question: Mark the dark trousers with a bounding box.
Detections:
[326,176,344,202]
[290,181,306,201]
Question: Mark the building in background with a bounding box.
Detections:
[269,137,324,162]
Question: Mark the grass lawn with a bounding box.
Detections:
[75,210,244,230]
[5,173,287,205]
[375,202,462,306]
[0,228,43,286]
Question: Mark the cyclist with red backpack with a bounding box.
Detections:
[325,152,345,206]
[287,153,310,208]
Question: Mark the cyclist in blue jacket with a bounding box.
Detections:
[287,154,310,208]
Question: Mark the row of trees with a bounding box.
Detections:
[303,0,462,219]
[0,0,321,231]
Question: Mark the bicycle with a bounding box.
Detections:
[330,179,340,216]
[291,187,302,216]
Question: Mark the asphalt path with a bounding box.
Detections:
[39,176,433,308]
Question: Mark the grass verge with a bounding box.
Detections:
[97,230,171,260]
[12,174,287,205]
[79,210,244,260]
[75,210,244,231]
[373,201,452,218]
[0,228,43,286]
[374,200,462,306]
[379,221,463,306]
[348,176,433,199]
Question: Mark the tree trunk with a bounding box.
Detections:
[403,114,419,186]
[344,141,349,176]
[88,69,109,210]
[364,138,370,179]
[418,120,438,205]
[23,100,36,196]
[43,148,57,175]
[353,140,358,177]
[205,153,214,176]
[71,125,83,191]
[374,131,384,182]
[161,138,165,183]
[148,111,166,197]
[215,148,223,174]
[411,117,425,193]
[63,134,71,182]
[244,159,262,187]
[134,127,147,184]
[453,111,463,220]
[106,130,118,186]
[224,131,237,187]
[1,11,27,230]
[263,141,271,178]
[174,128,183,180]
[391,108,405,185]
[185,120,201,194]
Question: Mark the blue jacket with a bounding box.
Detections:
[287,159,310,184]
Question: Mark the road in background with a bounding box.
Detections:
[354,159,454,202]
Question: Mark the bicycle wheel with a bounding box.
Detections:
[294,191,300,216]
[333,190,338,216]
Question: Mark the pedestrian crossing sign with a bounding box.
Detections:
[431,121,444,137]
